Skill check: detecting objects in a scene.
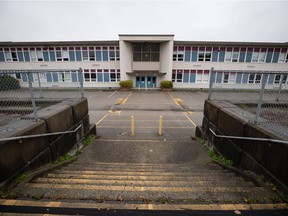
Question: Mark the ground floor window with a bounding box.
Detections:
[83,69,120,83]
[172,69,209,83]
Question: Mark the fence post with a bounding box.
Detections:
[159,115,163,136]
[37,72,43,98]
[254,73,268,124]
[28,72,38,121]
[208,67,214,100]
[78,68,84,98]
[276,74,284,102]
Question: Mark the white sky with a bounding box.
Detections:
[0,0,287,43]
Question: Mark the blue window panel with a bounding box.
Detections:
[219,51,225,62]
[236,73,242,83]
[76,51,82,61]
[272,52,279,63]
[191,51,197,61]
[104,73,110,82]
[239,52,245,62]
[102,51,108,61]
[69,51,75,61]
[21,73,28,82]
[71,73,78,82]
[96,51,102,61]
[46,73,52,82]
[190,73,196,83]
[266,52,273,63]
[242,74,249,83]
[97,73,103,82]
[49,51,56,61]
[212,51,218,62]
[183,73,189,82]
[52,73,58,82]
[184,51,191,61]
[43,52,49,61]
[245,52,252,62]
[216,73,223,83]
[268,74,275,84]
[24,52,30,61]
[17,52,24,61]
[0,52,5,62]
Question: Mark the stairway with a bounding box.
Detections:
[13,140,280,204]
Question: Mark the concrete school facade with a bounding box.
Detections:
[0,34,287,89]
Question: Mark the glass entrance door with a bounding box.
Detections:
[136,76,145,88]
[147,76,156,88]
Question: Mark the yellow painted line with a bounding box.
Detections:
[97,126,195,129]
[115,98,124,105]
[122,91,132,104]
[108,110,122,115]
[95,114,108,126]
[0,199,287,211]
[27,183,266,193]
[184,113,197,127]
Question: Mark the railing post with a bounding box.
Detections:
[159,115,163,136]
[28,72,38,121]
[131,115,135,136]
[208,67,214,100]
[78,68,84,98]
[276,74,284,102]
[254,73,268,124]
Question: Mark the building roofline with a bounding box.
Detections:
[174,40,288,47]
[119,34,175,37]
[0,40,119,46]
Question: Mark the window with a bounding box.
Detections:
[110,69,116,82]
[30,49,37,61]
[259,51,266,63]
[176,70,183,82]
[225,52,232,62]
[4,49,12,61]
[56,49,62,61]
[278,52,286,63]
[62,49,69,61]
[249,74,255,83]
[116,48,120,61]
[274,74,287,84]
[11,51,18,61]
[196,70,209,83]
[84,69,90,82]
[252,52,259,62]
[89,47,95,61]
[36,49,43,61]
[91,69,97,81]
[82,48,88,61]
[198,51,205,61]
[109,48,115,61]
[232,50,239,62]
[133,43,160,62]
[223,73,236,83]
[58,71,72,82]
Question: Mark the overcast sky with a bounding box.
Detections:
[0,0,287,43]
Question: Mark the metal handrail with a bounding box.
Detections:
[0,125,82,142]
[209,128,288,145]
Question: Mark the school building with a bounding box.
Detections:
[0,34,287,89]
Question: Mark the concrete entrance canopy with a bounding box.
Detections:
[126,71,167,76]
[119,34,174,83]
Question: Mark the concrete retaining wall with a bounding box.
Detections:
[196,99,288,194]
[0,98,96,186]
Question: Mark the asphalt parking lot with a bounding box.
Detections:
[85,90,208,141]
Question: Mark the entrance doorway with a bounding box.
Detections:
[136,76,156,89]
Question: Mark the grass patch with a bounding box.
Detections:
[53,153,73,164]
[155,196,170,204]
[83,135,95,147]
[207,148,233,166]
[32,193,45,200]
[0,190,17,199]
[197,137,233,167]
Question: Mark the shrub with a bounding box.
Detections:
[0,75,20,91]
[160,80,173,89]
[119,80,133,88]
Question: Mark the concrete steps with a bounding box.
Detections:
[14,161,279,203]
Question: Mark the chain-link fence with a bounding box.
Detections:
[208,69,288,139]
[0,69,83,127]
